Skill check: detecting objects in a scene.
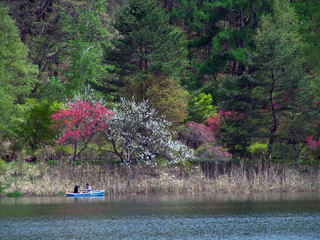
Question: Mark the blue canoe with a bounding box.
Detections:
[66,190,105,197]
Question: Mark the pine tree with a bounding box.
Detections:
[171,0,273,90]
[291,1,320,81]
[104,0,188,80]
[222,0,318,162]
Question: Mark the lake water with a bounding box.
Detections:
[1,192,320,239]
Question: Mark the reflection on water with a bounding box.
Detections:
[2,192,320,205]
[1,192,320,240]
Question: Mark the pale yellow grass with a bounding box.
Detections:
[1,162,319,196]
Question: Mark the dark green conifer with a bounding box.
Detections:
[171,0,273,90]
[222,1,318,162]
[104,0,188,79]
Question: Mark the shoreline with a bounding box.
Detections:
[2,189,320,198]
[1,162,319,197]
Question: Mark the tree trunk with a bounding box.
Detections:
[139,46,143,71]
[267,69,279,167]
[144,47,148,70]
[72,141,78,163]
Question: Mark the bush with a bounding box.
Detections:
[7,191,22,197]
[248,143,268,156]
[248,142,268,165]
[195,144,232,163]
[180,122,215,149]
[0,158,6,173]
[187,92,216,123]
[54,145,73,157]
[16,99,60,151]
[180,121,232,164]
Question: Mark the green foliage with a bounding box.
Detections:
[16,99,60,151]
[5,0,64,81]
[0,159,6,174]
[187,92,216,122]
[291,1,320,93]
[7,191,23,198]
[124,75,188,123]
[219,116,250,157]
[171,0,273,89]
[220,0,318,160]
[248,143,268,156]
[0,5,38,135]
[54,145,73,156]
[45,0,115,100]
[106,0,190,122]
[251,0,315,160]
[58,191,65,197]
[105,0,188,80]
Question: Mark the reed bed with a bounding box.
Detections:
[1,161,319,196]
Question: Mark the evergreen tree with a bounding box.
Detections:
[171,0,273,90]
[104,0,188,80]
[252,0,310,162]
[291,1,320,83]
[222,1,318,163]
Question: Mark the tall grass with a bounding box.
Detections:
[1,161,319,196]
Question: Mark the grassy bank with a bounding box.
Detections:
[1,161,319,197]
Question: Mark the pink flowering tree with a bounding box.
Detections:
[306,136,320,150]
[306,120,320,153]
[51,98,114,162]
[207,111,245,139]
[181,122,216,149]
[180,121,232,162]
[303,101,320,161]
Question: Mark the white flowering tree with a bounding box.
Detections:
[104,98,194,165]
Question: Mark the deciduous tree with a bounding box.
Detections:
[58,0,116,100]
[123,75,188,123]
[0,5,38,135]
[104,98,193,165]
[51,97,114,162]
[17,99,60,151]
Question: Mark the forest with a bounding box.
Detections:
[1,0,320,195]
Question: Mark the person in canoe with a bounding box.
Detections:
[84,183,92,193]
[73,185,80,193]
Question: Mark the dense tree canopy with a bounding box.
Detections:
[1,0,320,166]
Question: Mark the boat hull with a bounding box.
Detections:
[66,190,105,197]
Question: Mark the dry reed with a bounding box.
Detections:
[1,161,319,196]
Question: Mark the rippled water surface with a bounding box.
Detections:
[1,192,320,239]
